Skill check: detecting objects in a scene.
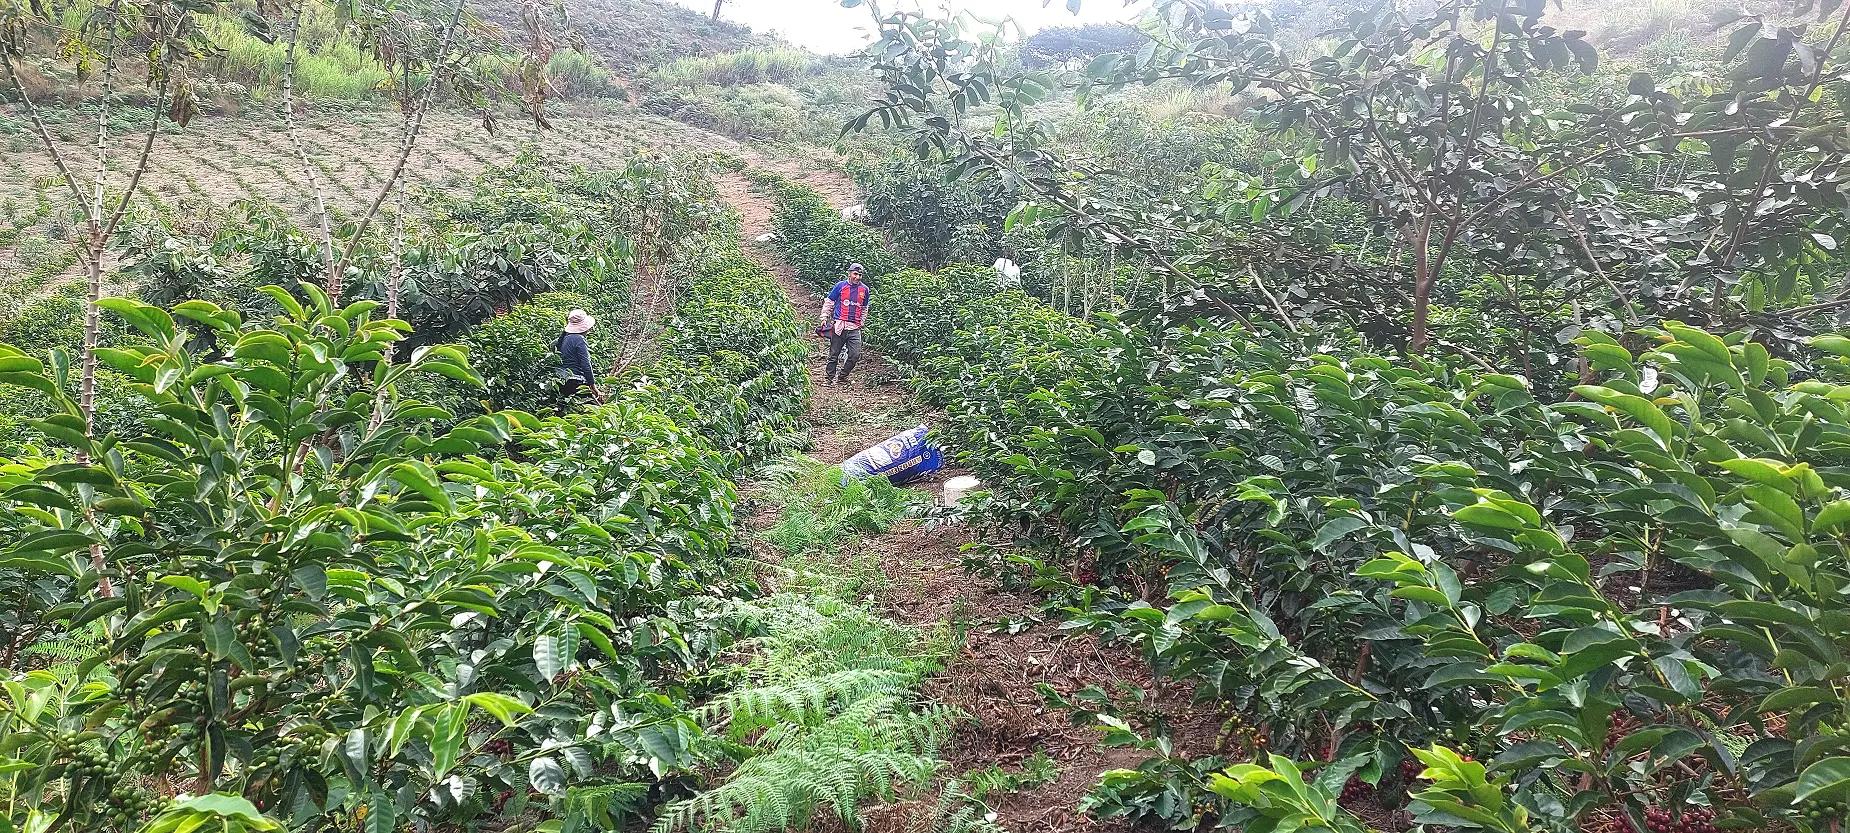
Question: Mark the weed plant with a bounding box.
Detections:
[18,621,107,681]
[966,752,1059,801]
[760,455,916,564]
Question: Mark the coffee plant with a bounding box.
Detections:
[0,192,818,830]
[768,164,1850,831]
[750,170,902,292]
[851,0,1850,372]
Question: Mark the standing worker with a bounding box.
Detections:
[556,308,605,415]
[821,263,870,387]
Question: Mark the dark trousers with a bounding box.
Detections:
[826,327,863,381]
[558,378,589,416]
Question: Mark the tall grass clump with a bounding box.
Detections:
[650,47,812,88]
[544,49,616,97]
[199,11,388,101]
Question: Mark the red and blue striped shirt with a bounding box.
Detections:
[829,280,870,327]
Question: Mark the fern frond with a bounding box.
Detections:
[657,589,964,833]
[21,621,108,681]
[699,668,912,735]
[928,780,1010,833]
[564,781,649,828]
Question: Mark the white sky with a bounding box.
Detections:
[668,0,1143,54]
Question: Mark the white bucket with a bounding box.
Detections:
[943,475,980,507]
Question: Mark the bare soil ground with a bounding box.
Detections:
[0,100,768,317]
[716,168,1224,832]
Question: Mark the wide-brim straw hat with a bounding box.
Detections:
[565,309,595,334]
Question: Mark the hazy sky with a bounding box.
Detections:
[666,0,1141,54]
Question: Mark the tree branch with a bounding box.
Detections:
[0,48,95,214]
[1567,214,1640,329]
[102,50,175,241]
[332,0,469,282]
[99,96,168,240]
[1246,265,1301,335]
[1456,126,1788,232]
[1770,279,1850,319]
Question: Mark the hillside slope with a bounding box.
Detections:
[0,100,775,321]
[478,0,778,74]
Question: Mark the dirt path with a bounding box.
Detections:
[714,166,1216,832]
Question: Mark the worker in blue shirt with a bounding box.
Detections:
[556,308,605,414]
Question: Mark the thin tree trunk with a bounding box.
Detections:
[1408,222,1434,354]
[49,0,164,599]
[1573,297,1595,385]
[333,0,468,283]
[369,179,409,434]
[0,50,99,442]
[711,0,724,20]
[387,184,406,328]
[78,0,124,451]
[1061,257,1070,315]
[1405,5,1502,352]
[282,4,338,295]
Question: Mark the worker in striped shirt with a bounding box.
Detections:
[820,262,870,386]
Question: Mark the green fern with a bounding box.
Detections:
[700,668,913,736]
[564,782,649,830]
[20,621,106,681]
[660,454,989,833]
[657,591,959,833]
[653,690,950,833]
[966,751,1059,801]
[725,593,938,681]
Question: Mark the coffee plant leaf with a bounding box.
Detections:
[1793,756,1850,802]
[529,757,567,796]
[147,794,281,831]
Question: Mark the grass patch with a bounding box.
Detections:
[650,47,813,88]
[199,10,390,102]
[760,455,916,563]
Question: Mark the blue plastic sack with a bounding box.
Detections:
[841,426,943,486]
